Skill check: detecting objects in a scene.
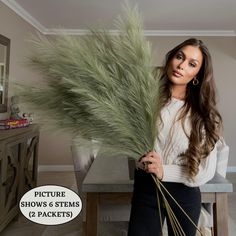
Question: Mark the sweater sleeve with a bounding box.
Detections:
[161,144,217,187]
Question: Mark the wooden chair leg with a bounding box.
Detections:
[85,193,99,236]
[213,193,229,236]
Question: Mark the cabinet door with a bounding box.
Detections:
[21,135,39,194]
[0,141,21,227]
[0,125,39,232]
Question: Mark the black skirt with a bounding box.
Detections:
[128,169,201,236]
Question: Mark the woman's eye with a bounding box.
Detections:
[175,54,183,60]
[189,63,196,68]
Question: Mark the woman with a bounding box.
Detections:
[128,38,223,236]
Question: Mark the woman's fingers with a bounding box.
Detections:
[141,155,161,164]
[139,151,163,179]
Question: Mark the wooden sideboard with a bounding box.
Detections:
[0,124,39,232]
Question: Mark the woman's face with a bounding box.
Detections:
[167,45,203,87]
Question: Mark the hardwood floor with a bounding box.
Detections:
[1,172,235,236]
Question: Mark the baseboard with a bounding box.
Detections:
[38,165,74,172]
[38,165,236,173]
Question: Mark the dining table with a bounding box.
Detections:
[82,155,233,236]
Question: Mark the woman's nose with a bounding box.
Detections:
[177,60,186,70]
[177,64,183,70]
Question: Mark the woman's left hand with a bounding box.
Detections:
[140,151,163,180]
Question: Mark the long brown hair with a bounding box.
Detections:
[159,38,222,177]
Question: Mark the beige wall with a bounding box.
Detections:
[0,2,73,166]
[1,2,236,168]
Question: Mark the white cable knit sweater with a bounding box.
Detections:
[155,97,219,187]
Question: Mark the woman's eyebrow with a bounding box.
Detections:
[178,50,200,63]
[176,50,185,58]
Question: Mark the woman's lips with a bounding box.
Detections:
[172,70,183,77]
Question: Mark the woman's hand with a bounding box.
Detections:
[140,151,163,180]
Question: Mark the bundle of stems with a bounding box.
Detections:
[17,4,201,235]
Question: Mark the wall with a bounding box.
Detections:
[0,2,73,167]
[1,2,235,169]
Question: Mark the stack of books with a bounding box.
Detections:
[0,119,30,130]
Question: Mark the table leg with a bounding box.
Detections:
[85,193,99,236]
[213,193,229,236]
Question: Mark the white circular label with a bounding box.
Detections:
[19,185,82,225]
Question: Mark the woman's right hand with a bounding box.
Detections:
[139,151,163,180]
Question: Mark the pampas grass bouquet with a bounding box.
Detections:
[19,4,161,160]
[17,3,201,235]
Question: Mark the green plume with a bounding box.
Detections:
[18,4,161,160]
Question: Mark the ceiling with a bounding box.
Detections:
[2,0,236,36]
